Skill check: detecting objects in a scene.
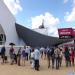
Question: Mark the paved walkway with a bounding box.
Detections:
[0,59,75,75]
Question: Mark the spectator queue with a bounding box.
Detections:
[0,45,75,71]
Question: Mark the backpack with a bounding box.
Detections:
[47,48,52,56]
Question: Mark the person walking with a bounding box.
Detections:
[25,46,30,61]
[40,47,44,59]
[17,47,21,66]
[71,48,74,66]
[34,48,40,71]
[46,47,51,68]
[64,47,70,67]
[44,48,47,59]
[1,46,6,64]
[59,48,63,67]
[9,46,14,65]
[22,47,26,66]
[51,47,55,69]
[69,48,74,66]
[30,48,35,69]
[54,47,60,69]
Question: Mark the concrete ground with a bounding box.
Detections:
[0,58,75,75]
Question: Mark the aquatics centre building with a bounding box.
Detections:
[0,0,72,47]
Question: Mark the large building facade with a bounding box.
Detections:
[0,0,24,45]
[0,0,72,47]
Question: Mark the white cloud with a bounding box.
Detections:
[31,15,44,29]
[65,0,75,22]
[44,13,59,28]
[31,12,60,37]
[4,0,23,15]
[64,0,69,3]
[47,26,59,37]
[73,0,75,5]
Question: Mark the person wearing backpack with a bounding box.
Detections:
[64,47,70,67]
[46,47,52,68]
[51,47,55,69]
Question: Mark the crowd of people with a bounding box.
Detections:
[0,45,75,71]
[40,46,75,69]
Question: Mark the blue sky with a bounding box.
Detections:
[4,0,75,37]
[15,0,71,27]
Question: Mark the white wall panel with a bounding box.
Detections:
[0,0,20,45]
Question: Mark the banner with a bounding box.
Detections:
[58,28,73,36]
